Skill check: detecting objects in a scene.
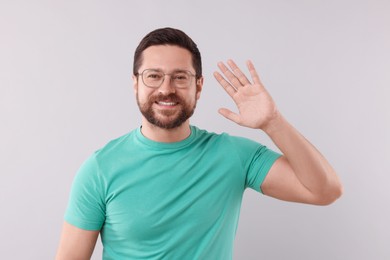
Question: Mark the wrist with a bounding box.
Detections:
[261,112,288,136]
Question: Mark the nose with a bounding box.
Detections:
[158,75,176,95]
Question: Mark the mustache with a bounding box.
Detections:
[150,93,182,103]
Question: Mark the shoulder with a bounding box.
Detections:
[74,129,138,180]
[191,126,257,143]
[93,129,138,159]
[191,126,265,156]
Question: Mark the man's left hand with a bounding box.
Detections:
[214,59,280,131]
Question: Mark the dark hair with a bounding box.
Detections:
[133,27,202,78]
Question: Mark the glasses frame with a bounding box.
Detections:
[137,69,197,89]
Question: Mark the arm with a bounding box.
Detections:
[214,60,343,205]
[56,221,99,260]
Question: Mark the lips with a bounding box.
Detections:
[152,94,181,107]
[156,101,178,106]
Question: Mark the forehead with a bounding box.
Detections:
[140,45,194,72]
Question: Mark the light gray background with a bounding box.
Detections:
[1,0,389,259]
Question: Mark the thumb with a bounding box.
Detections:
[218,108,241,124]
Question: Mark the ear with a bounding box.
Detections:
[196,77,204,100]
[132,75,138,96]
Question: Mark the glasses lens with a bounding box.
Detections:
[141,69,194,88]
[172,71,191,88]
[143,70,164,88]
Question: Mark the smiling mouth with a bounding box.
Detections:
[156,101,178,106]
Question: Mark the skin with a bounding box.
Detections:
[56,45,343,259]
[214,60,343,204]
[133,45,203,142]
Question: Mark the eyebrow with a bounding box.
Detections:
[148,68,195,74]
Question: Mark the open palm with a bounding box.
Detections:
[214,60,279,130]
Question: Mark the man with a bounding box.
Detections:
[56,27,342,259]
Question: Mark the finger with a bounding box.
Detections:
[213,71,236,97]
[217,62,243,89]
[227,59,251,86]
[246,60,263,86]
[218,108,241,124]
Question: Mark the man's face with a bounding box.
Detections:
[133,45,203,129]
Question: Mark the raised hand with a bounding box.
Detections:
[213,59,280,131]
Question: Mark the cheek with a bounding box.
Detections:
[137,88,152,101]
[182,91,196,103]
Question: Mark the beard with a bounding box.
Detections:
[136,92,197,129]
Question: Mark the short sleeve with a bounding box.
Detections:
[228,135,281,193]
[245,145,281,193]
[64,154,106,230]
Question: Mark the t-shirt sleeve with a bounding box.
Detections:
[230,135,281,193]
[64,154,106,231]
[245,145,281,193]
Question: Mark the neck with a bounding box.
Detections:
[140,119,191,143]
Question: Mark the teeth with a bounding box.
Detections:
[158,101,176,106]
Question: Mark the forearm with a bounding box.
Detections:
[263,114,343,203]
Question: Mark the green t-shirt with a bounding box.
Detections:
[65,126,281,259]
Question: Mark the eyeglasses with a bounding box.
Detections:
[137,69,197,89]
